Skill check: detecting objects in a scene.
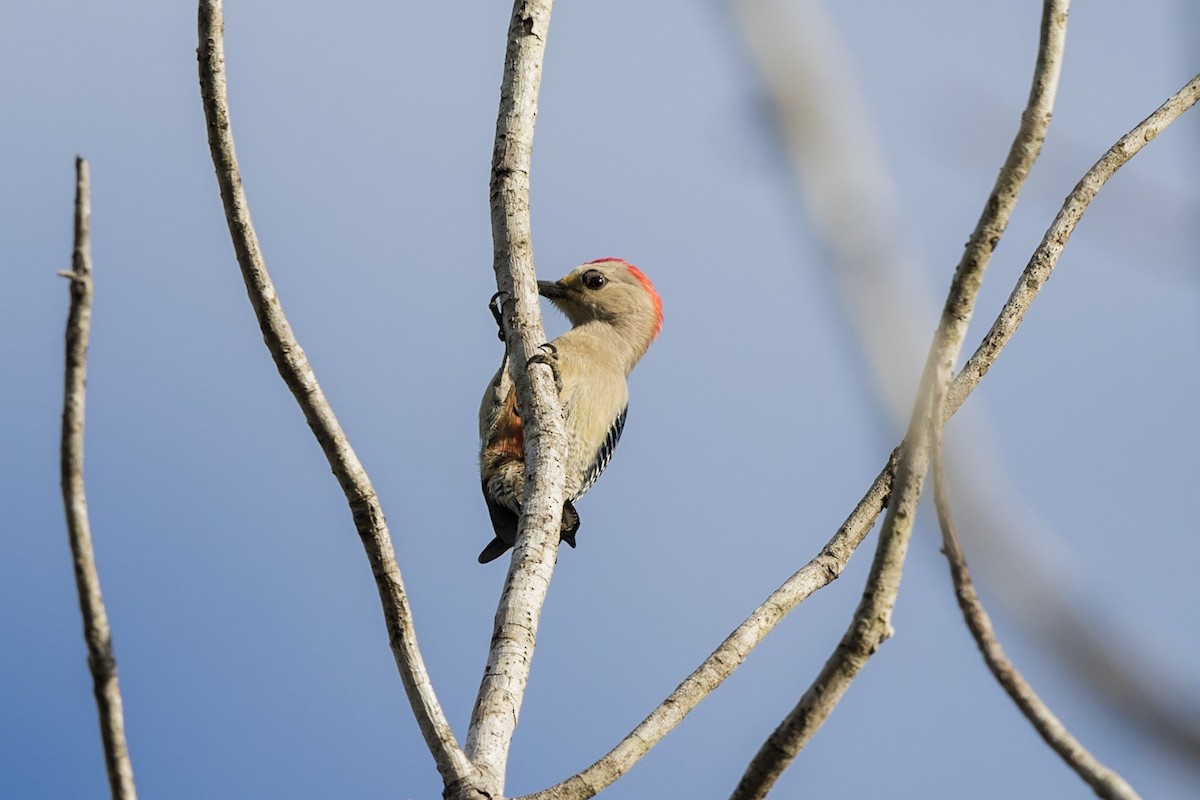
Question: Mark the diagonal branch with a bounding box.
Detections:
[195,1,473,788]
[731,3,1069,797]
[930,394,1140,799]
[60,157,139,800]
[463,2,566,797]
[518,451,899,800]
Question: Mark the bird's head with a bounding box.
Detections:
[538,258,664,348]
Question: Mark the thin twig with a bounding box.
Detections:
[518,451,898,800]
[731,3,1069,797]
[195,1,473,789]
[59,157,139,800]
[930,396,1140,799]
[463,2,566,797]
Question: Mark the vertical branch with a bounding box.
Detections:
[731,3,1069,797]
[59,157,139,800]
[195,1,473,788]
[465,1,564,795]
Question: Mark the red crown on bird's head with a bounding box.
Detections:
[584,257,663,340]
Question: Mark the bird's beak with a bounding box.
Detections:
[538,280,570,300]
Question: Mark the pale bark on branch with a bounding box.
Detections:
[930,411,1140,799]
[946,71,1200,417]
[518,450,899,800]
[462,3,567,798]
[60,157,139,800]
[940,81,1200,761]
[731,3,1069,797]
[195,1,473,789]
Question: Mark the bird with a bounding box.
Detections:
[477,258,663,564]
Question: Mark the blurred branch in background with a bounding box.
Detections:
[59,157,138,800]
[733,0,1200,776]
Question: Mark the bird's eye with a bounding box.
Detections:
[582,270,607,290]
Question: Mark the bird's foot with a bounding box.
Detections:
[527,342,562,393]
[560,499,580,548]
[488,291,509,341]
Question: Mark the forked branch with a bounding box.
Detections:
[732,2,1069,796]
[738,0,1200,761]
[946,71,1200,416]
[733,65,1200,800]
[927,69,1200,800]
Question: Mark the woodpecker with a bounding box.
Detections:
[477,258,663,564]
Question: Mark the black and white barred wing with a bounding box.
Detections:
[574,405,627,500]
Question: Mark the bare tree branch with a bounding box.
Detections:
[731,3,1069,797]
[59,157,139,800]
[946,71,1200,416]
[195,1,474,789]
[737,0,1200,765]
[462,3,567,797]
[930,395,1140,799]
[518,450,899,800]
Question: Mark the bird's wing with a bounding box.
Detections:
[574,405,627,500]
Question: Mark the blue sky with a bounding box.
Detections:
[2,1,1197,798]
